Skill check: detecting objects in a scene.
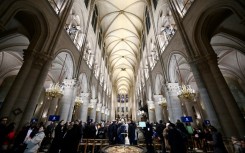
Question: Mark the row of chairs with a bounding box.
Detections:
[78,139,109,153]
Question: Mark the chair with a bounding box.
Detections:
[78,139,87,153]
[94,139,102,152]
[85,139,95,153]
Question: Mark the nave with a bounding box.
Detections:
[0,0,245,152]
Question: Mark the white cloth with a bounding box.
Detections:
[24,131,45,153]
[24,129,33,141]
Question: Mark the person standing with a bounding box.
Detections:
[2,122,15,152]
[108,121,117,144]
[167,123,186,153]
[143,121,154,153]
[24,125,45,153]
[60,121,82,153]
[117,120,126,144]
[0,117,8,152]
[207,126,228,153]
[49,120,66,153]
[156,120,166,153]
[128,120,137,145]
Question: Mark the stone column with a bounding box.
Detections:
[89,99,97,122]
[43,97,59,126]
[12,53,52,128]
[47,97,59,117]
[162,105,168,123]
[153,95,164,123]
[208,57,245,136]
[192,57,241,137]
[166,83,183,123]
[131,92,137,121]
[96,103,102,122]
[105,108,109,122]
[67,80,77,122]
[110,91,116,121]
[20,54,52,127]
[101,106,106,121]
[137,111,141,122]
[38,97,51,123]
[190,63,221,130]
[79,93,90,122]
[181,98,197,127]
[225,77,245,108]
[147,101,155,123]
[58,79,76,122]
[0,50,35,119]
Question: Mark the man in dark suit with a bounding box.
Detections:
[156,120,166,153]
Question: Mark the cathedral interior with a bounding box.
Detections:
[0,0,245,140]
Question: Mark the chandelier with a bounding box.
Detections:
[46,54,67,99]
[46,83,64,98]
[88,103,94,110]
[74,96,83,108]
[177,84,196,100]
[158,97,167,105]
[174,55,196,100]
[137,110,144,116]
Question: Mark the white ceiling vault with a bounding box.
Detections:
[96,0,146,94]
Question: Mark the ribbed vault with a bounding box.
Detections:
[97,0,146,94]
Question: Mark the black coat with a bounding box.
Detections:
[60,125,82,153]
[211,131,228,153]
[167,127,186,153]
[128,123,136,141]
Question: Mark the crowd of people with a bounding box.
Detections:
[1,116,245,153]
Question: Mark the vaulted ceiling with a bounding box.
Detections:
[97,0,146,94]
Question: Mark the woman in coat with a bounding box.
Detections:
[24,125,45,153]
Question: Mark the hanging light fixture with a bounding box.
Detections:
[88,103,94,110]
[46,54,67,99]
[177,84,196,99]
[45,83,64,98]
[74,96,83,108]
[175,55,196,100]
[158,97,167,105]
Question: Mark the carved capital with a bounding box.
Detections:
[153,94,163,102]
[101,106,105,113]
[90,99,97,105]
[80,92,90,97]
[153,94,167,106]
[167,83,179,92]
[63,79,76,88]
[96,103,102,111]
[23,50,52,68]
[33,52,52,68]
[147,100,155,110]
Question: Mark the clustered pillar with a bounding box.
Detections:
[58,79,76,122]
[89,99,97,122]
[147,100,155,123]
[153,94,164,123]
[96,103,102,122]
[166,83,183,123]
[79,93,90,122]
